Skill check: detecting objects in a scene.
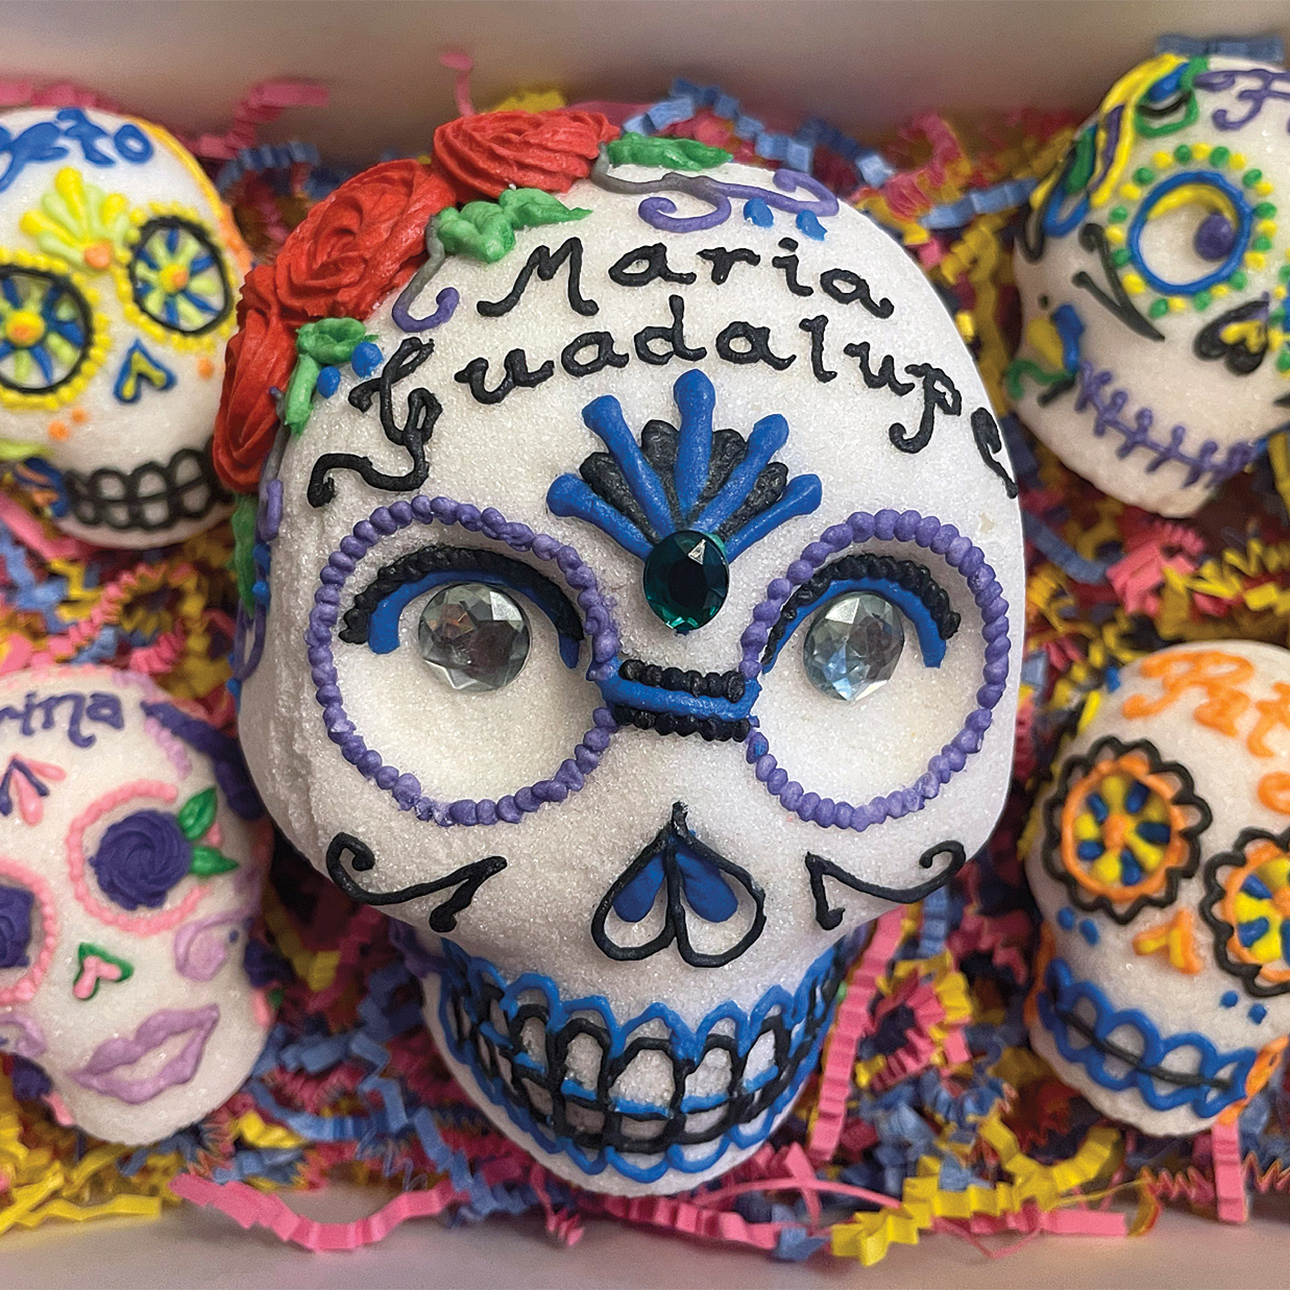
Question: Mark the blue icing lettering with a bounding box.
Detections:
[0,108,154,196]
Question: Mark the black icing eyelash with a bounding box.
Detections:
[337,544,586,648]
[760,553,961,667]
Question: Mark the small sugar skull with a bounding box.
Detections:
[229,139,1024,1194]
[1026,641,1290,1135]
[1011,53,1290,516]
[0,665,271,1143]
[0,107,249,546]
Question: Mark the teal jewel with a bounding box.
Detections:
[642,530,729,632]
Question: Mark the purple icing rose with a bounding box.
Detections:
[89,810,192,911]
[0,885,33,969]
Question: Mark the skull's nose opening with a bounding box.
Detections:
[592,801,767,969]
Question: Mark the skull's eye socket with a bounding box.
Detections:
[0,883,35,970]
[0,265,93,394]
[128,217,231,336]
[1044,737,1210,924]
[417,582,532,693]
[801,591,906,702]
[1133,59,1201,136]
[1120,172,1258,299]
[1202,833,1290,997]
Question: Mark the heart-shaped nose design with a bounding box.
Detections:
[592,802,765,967]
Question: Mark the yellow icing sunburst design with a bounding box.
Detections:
[19,168,132,275]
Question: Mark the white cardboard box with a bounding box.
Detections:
[6,1,1290,1283]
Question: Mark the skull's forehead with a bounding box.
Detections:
[0,666,192,859]
[0,107,224,236]
[275,162,1020,669]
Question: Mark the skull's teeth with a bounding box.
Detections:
[438,939,851,1164]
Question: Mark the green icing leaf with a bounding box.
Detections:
[497,187,591,229]
[438,203,516,263]
[177,786,218,842]
[297,317,369,366]
[231,494,258,614]
[605,132,731,171]
[283,353,321,437]
[190,845,239,878]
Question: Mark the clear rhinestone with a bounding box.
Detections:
[416,582,530,692]
[801,592,904,701]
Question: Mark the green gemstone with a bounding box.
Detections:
[642,530,729,632]
[1194,291,1211,310]
[1109,206,1128,223]
[1231,271,1248,289]
[1212,146,1231,166]
[1174,144,1192,163]
[1133,166,1155,185]
[1245,168,1264,187]
[1148,299,1170,318]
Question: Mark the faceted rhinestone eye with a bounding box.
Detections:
[416,582,531,693]
[801,591,904,702]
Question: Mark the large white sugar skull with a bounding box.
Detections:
[0,665,271,1143]
[0,107,249,546]
[1011,52,1290,516]
[236,152,1024,1194]
[1026,641,1290,1135]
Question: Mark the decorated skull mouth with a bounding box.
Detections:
[57,437,230,535]
[432,935,852,1185]
[1038,957,1257,1118]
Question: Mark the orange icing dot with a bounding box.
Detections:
[196,356,215,380]
[47,420,68,441]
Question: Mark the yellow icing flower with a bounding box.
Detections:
[20,168,131,274]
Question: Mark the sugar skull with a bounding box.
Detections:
[0,106,249,546]
[1026,641,1290,1135]
[1011,52,1290,516]
[0,665,272,1143]
[223,129,1024,1194]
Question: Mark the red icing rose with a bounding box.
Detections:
[273,160,456,320]
[433,110,618,200]
[213,264,296,493]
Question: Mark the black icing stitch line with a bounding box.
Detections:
[806,842,967,931]
[1039,734,1212,925]
[63,438,230,533]
[760,553,961,666]
[591,802,766,968]
[610,706,750,742]
[1043,971,1232,1093]
[1200,823,1290,1000]
[307,338,440,508]
[325,831,506,934]
[617,658,746,703]
[338,542,585,647]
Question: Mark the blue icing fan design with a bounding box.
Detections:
[547,371,822,630]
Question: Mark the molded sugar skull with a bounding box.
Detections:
[0,665,271,1143]
[1011,52,1290,516]
[1026,641,1290,1135]
[228,138,1024,1194]
[0,107,248,546]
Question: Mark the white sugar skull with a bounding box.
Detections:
[233,148,1024,1194]
[0,665,271,1143]
[1011,52,1290,516]
[0,107,249,546]
[1026,641,1290,1135]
